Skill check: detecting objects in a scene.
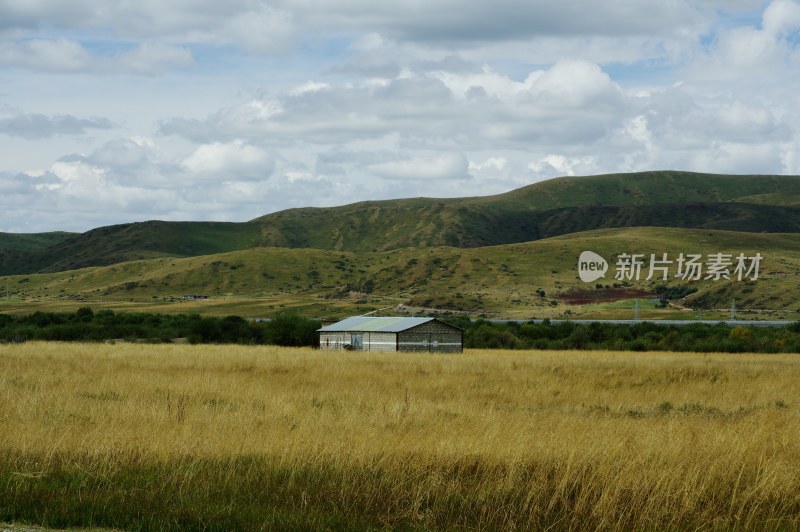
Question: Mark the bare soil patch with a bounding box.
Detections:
[560,287,654,305]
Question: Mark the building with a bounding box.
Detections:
[318,316,463,353]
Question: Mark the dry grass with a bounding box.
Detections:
[2,343,800,529]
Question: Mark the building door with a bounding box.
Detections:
[351,333,363,350]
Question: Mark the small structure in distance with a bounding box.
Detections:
[318,316,463,353]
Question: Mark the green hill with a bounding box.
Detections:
[0,221,263,275]
[3,227,798,320]
[2,171,800,275]
[0,232,75,251]
[248,171,800,250]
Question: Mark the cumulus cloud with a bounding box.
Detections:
[183,140,275,181]
[160,61,627,150]
[0,39,92,72]
[0,0,730,78]
[114,43,194,74]
[224,5,296,54]
[762,0,800,35]
[686,0,800,79]
[469,156,507,174]
[291,0,706,43]
[0,1,95,33]
[0,39,193,74]
[368,152,469,180]
[528,155,599,178]
[89,137,159,168]
[0,110,114,139]
[2,0,800,232]
[0,135,280,231]
[0,1,709,42]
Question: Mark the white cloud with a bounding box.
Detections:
[1,0,800,232]
[183,140,275,180]
[0,109,113,139]
[0,0,722,74]
[49,159,107,188]
[89,137,159,168]
[685,0,800,79]
[523,60,622,108]
[528,154,599,178]
[0,39,193,74]
[225,5,296,54]
[290,81,331,96]
[115,43,194,75]
[0,39,92,72]
[436,65,529,102]
[160,61,626,149]
[687,142,786,174]
[762,0,800,36]
[291,0,706,42]
[469,157,507,173]
[368,152,469,180]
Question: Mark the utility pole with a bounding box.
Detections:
[731,299,736,320]
[634,298,640,320]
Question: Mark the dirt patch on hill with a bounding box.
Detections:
[560,288,655,305]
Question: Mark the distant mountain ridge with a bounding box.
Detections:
[2,170,800,275]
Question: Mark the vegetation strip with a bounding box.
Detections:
[2,308,800,353]
[0,308,319,347]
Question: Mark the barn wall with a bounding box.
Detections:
[319,331,398,351]
[319,332,348,350]
[363,332,397,351]
[397,321,463,353]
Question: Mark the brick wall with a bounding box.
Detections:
[397,321,463,353]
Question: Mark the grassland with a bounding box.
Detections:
[2,343,799,529]
[2,227,799,320]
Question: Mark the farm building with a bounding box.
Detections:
[318,316,463,353]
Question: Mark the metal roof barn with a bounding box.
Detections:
[318,317,463,353]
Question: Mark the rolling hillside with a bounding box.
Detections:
[247,171,800,250]
[0,221,263,275]
[2,171,800,275]
[0,231,75,251]
[3,227,799,319]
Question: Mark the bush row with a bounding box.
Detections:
[3,309,799,353]
[442,316,800,353]
[0,308,320,346]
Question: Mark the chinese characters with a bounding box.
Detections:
[613,252,762,282]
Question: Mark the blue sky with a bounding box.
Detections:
[1,0,799,232]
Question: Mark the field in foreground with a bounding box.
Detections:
[1,344,799,530]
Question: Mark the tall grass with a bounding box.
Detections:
[2,343,799,529]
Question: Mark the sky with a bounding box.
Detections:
[1,0,800,233]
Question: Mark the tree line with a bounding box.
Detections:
[2,308,800,353]
[0,308,319,347]
[443,316,800,353]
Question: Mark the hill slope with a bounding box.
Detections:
[248,171,800,250]
[0,221,263,275]
[3,227,799,319]
[0,232,75,252]
[2,171,800,275]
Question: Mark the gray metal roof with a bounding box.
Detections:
[318,316,437,333]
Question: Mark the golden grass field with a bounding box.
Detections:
[2,343,800,529]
